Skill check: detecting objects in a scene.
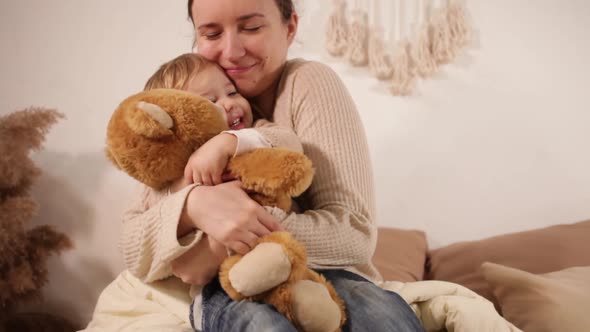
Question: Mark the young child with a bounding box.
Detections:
[144,53,300,188]
[140,52,302,330]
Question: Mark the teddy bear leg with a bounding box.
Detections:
[306,270,347,324]
[221,242,293,298]
[263,280,342,332]
[289,279,344,332]
[219,255,247,301]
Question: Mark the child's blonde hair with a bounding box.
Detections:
[144,53,216,91]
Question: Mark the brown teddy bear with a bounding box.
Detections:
[105,88,347,332]
[0,108,76,332]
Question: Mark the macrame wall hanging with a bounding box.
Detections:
[326,0,473,96]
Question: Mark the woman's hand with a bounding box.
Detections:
[181,180,282,255]
[183,133,237,186]
[171,235,227,286]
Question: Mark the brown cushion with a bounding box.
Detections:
[372,227,428,282]
[481,262,590,332]
[425,220,590,307]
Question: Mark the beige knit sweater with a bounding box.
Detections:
[119,59,381,285]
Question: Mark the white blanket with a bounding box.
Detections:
[81,271,520,332]
[379,280,521,332]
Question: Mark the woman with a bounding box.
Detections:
[118,0,425,331]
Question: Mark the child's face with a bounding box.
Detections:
[185,65,253,130]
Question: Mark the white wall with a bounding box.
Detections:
[1,0,589,326]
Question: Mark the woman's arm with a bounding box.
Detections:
[171,234,228,285]
[273,61,378,267]
[121,180,281,283]
[119,183,203,282]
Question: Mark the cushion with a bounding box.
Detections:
[481,262,590,332]
[425,220,590,307]
[372,227,428,282]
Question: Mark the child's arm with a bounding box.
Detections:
[238,119,303,153]
[184,122,303,186]
[183,133,237,186]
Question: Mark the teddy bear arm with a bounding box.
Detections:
[228,148,314,198]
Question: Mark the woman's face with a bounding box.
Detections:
[191,0,297,98]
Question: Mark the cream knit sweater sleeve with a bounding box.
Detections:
[272,60,380,279]
[253,119,304,153]
[119,184,203,282]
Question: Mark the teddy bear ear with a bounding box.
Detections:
[104,147,121,170]
[125,101,174,138]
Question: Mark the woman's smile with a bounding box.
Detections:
[224,63,257,77]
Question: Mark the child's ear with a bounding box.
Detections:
[126,101,174,138]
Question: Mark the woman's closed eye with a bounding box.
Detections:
[239,22,264,32]
[205,32,222,40]
[199,29,222,40]
[241,25,261,32]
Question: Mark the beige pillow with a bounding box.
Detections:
[481,262,590,332]
[425,220,590,307]
[372,227,428,282]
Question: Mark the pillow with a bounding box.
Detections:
[372,227,428,282]
[425,220,590,307]
[481,262,590,332]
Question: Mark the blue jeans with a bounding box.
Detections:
[198,269,425,332]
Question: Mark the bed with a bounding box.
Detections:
[81,221,590,332]
[372,220,590,331]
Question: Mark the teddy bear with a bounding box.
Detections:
[0,108,76,332]
[105,88,347,332]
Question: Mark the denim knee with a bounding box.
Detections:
[208,300,297,332]
[201,278,297,332]
[321,269,425,332]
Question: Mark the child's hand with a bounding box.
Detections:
[184,133,237,186]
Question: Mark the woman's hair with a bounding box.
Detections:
[144,53,214,91]
[187,0,295,24]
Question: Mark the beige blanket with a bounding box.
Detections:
[81,271,520,332]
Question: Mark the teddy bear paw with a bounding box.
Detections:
[228,242,292,296]
[291,280,342,332]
